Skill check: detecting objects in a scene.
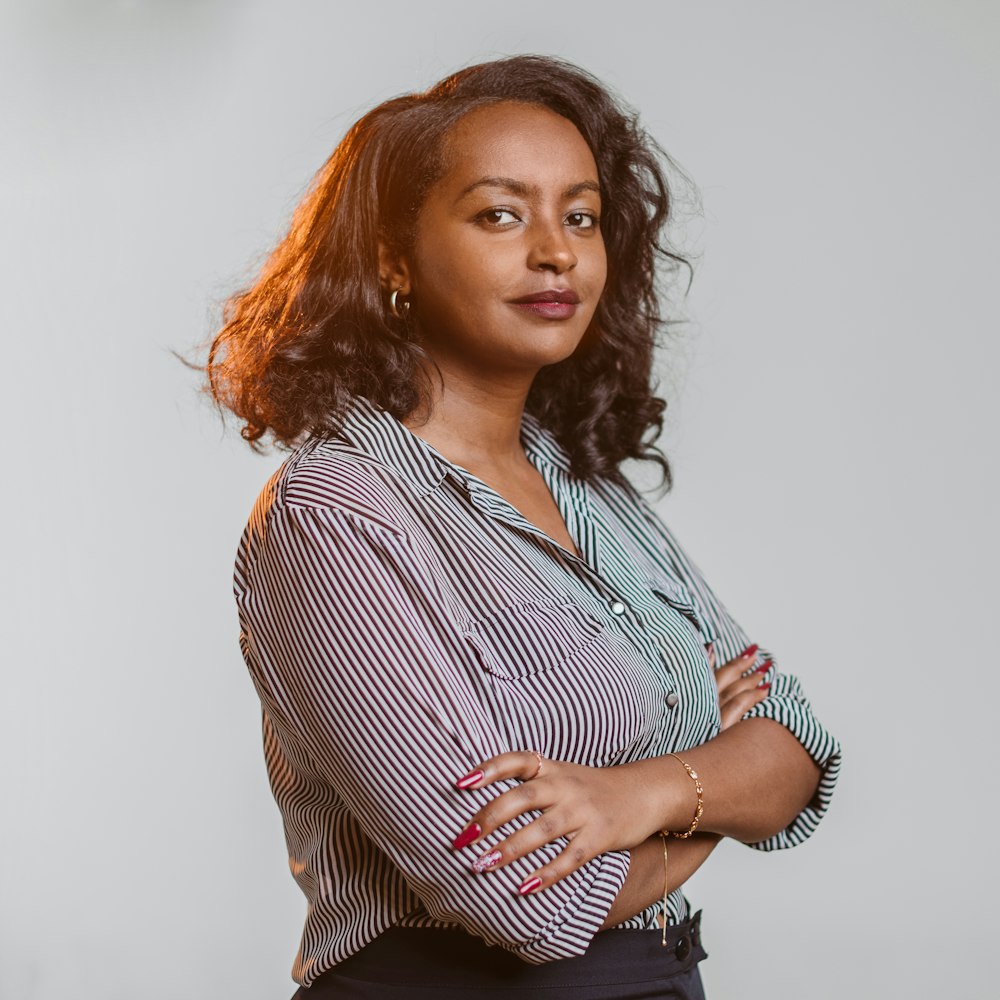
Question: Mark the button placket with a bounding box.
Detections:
[597,593,683,711]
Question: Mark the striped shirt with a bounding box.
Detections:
[233,394,841,986]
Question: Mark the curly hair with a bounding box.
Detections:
[205,54,692,492]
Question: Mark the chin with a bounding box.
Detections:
[523,321,589,352]
[517,338,580,368]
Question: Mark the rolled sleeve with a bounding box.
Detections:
[739,648,842,850]
[236,500,629,962]
[510,851,632,962]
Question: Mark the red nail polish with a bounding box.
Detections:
[740,644,759,660]
[518,877,543,895]
[758,682,771,691]
[452,823,482,850]
[755,660,773,674]
[455,770,485,790]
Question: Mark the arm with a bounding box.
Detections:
[599,833,721,931]
[236,500,631,964]
[642,717,820,844]
[453,706,820,897]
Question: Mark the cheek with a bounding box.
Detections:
[581,239,608,306]
[593,244,608,292]
[414,234,515,305]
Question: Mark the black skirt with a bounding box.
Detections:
[291,911,707,999]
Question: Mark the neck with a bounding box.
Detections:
[401,367,534,473]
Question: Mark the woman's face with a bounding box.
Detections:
[402,101,607,384]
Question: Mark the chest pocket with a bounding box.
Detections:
[647,576,719,644]
[461,599,605,680]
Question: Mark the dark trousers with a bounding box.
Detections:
[292,911,708,999]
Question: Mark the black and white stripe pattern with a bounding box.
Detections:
[234,394,841,986]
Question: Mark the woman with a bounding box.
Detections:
[207,55,841,999]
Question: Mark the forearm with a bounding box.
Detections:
[636,717,822,844]
[599,833,720,930]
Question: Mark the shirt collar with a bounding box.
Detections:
[337,394,573,497]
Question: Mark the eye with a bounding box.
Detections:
[477,208,521,226]
[566,212,598,230]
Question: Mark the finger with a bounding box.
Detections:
[717,673,762,705]
[719,684,770,730]
[717,660,773,701]
[713,645,760,688]
[705,642,716,670]
[470,808,576,874]
[516,835,600,896]
[455,749,543,790]
[719,677,769,716]
[452,778,550,850]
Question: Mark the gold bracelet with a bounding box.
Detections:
[658,832,670,947]
[663,751,704,839]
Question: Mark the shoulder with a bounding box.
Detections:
[237,437,415,580]
[258,436,418,537]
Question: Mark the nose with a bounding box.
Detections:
[526,220,577,274]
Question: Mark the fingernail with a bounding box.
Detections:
[455,770,484,790]
[740,644,759,660]
[472,849,502,873]
[758,682,771,691]
[755,660,773,674]
[518,877,543,895]
[452,823,482,850]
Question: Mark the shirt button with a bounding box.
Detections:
[665,692,679,708]
[609,600,627,615]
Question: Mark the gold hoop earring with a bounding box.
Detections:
[389,288,410,319]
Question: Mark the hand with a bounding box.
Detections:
[451,751,664,896]
[708,642,772,730]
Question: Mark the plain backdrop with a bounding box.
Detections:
[1,1,997,998]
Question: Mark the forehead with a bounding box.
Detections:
[437,101,600,192]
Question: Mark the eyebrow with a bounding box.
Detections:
[458,176,601,200]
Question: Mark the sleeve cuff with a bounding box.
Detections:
[507,850,631,964]
[740,673,843,851]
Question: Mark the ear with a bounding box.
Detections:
[378,240,412,297]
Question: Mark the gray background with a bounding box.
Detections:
[2,1,997,997]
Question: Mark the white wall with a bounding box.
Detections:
[2,1,996,997]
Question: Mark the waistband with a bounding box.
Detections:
[305,911,706,992]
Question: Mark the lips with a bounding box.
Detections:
[509,288,581,320]
[510,289,580,305]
